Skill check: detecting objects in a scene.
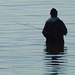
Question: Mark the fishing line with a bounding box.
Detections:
[10,21,43,30]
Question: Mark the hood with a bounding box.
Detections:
[47,17,59,22]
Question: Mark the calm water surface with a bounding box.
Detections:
[0,0,75,75]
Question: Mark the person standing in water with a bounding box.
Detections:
[42,8,67,52]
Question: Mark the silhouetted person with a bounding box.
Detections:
[42,8,67,53]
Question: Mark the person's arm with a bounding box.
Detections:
[42,22,49,38]
[61,21,67,35]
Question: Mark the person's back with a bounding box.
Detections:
[42,8,67,48]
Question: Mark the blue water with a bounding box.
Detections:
[0,0,75,75]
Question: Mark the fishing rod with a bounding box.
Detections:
[10,20,67,40]
[10,21,43,30]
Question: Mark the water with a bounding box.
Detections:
[0,0,75,75]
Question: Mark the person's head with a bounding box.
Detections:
[50,8,58,17]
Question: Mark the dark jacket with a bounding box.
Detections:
[42,17,67,45]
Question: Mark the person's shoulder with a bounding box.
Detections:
[56,18,61,21]
[46,18,51,22]
[56,18,64,23]
[56,18,66,27]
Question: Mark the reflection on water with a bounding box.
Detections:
[44,43,67,75]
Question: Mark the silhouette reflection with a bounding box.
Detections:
[44,43,67,75]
